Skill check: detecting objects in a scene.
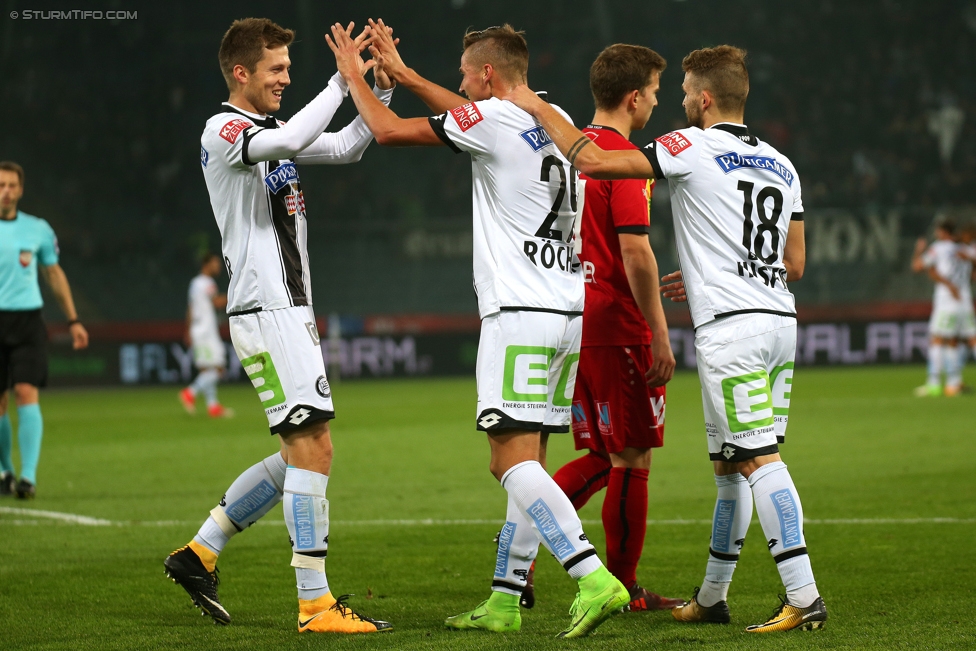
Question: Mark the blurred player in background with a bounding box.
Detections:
[332,22,630,638]
[522,44,682,614]
[0,161,88,499]
[912,220,976,396]
[506,44,827,633]
[179,252,232,418]
[164,18,394,634]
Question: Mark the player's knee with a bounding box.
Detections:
[12,383,38,406]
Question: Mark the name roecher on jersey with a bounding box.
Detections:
[428,95,584,318]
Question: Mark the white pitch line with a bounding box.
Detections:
[0,506,113,526]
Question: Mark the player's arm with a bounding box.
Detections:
[326,22,443,147]
[366,18,468,114]
[212,294,228,310]
[245,24,375,164]
[295,82,396,164]
[619,234,675,386]
[504,86,655,180]
[910,238,929,273]
[783,221,805,282]
[39,264,88,350]
[927,267,961,299]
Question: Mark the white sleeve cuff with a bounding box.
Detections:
[330,72,349,96]
[373,84,395,105]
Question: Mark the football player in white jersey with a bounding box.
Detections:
[505,45,828,633]
[164,18,394,634]
[179,252,232,418]
[911,220,976,396]
[327,22,630,639]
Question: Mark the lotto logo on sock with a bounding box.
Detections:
[711,499,736,553]
[225,480,278,525]
[292,496,316,550]
[494,522,516,579]
[527,499,577,562]
[770,489,802,549]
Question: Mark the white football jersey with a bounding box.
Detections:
[201,106,314,313]
[642,123,803,328]
[188,274,220,342]
[921,239,972,309]
[429,97,584,318]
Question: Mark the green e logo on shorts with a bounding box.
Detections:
[503,346,555,402]
[722,370,774,433]
[240,352,286,409]
[551,353,580,407]
[769,362,794,416]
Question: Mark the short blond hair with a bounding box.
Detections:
[682,45,749,114]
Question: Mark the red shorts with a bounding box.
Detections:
[570,345,666,453]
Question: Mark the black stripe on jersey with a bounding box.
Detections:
[264,159,308,307]
[242,129,261,167]
[791,211,804,222]
[616,225,651,235]
[641,142,665,180]
[712,308,797,321]
[428,115,463,153]
[498,306,584,317]
[228,306,263,317]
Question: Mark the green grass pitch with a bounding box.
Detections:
[1,365,974,650]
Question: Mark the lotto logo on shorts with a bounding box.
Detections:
[502,346,555,402]
[656,131,692,156]
[219,118,252,143]
[596,402,612,437]
[451,103,483,132]
[240,352,286,409]
[721,371,774,433]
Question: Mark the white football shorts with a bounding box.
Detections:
[929,304,976,339]
[191,331,227,369]
[475,310,581,434]
[229,305,334,434]
[695,313,796,462]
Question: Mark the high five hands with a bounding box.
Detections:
[325,21,399,91]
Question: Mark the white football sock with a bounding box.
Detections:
[749,461,819,607]
[193,452,287,555]
[491,493,542,596]
[697,473,753,607]
[283,467,330,600]
[927,344,942,385]
[944,345,962,388]
[500,461,601,580]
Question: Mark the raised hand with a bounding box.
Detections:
[325,22,375,83]
[660,270,687,303]
[367,18,407,83]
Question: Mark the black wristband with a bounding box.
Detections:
[68,319,81,326]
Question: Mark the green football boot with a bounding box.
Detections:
[556,566,630,639]
[444,591,521,632]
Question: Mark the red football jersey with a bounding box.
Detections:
[579,125,655,347]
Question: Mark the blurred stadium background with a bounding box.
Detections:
[2,0,975,385]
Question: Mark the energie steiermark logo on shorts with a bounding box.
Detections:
[722,367,793,433]
[240,352,286,409]
[502,346,578,406]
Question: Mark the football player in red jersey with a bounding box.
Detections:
[522,44,683,613]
